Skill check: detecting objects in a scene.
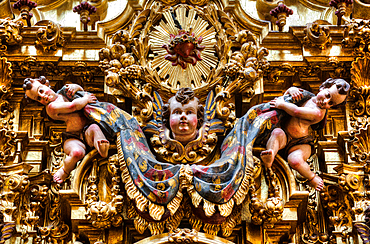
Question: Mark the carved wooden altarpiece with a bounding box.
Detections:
[1,0,370,243]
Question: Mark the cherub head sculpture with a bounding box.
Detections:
[23,76,56,105]
[162,88,204,145]
[317,78,350,108]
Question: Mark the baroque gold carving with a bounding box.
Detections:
[249,167,284,228]
[35,182,69,244]
[350,56,370,117]
[100,3,269,127]
[321,185,353,243]
[0,118,17,167]
[0,18,23,51]
[168,228,198,243]
[303,21,332,50]
[35,20,66,52]
[49,131,64,178]
[348,123,370,163]
[0,57,13,118]
[343,19,370,55]
[85,156,123,229]
[0,58,16,167]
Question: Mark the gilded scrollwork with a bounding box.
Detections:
[0,57,13,118]
[343,18,370,55]
[0,118,17,167]
[266,62,295,83]
[348,123,370,163]
[0,173,30,224]
[0,59,16,167]
[35,20,66,52]
[303,21,332,50]
[0,17,23,51]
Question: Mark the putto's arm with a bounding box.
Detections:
[270,98,324,121]
[46,93,97,118]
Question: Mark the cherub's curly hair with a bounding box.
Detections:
[319,78,350,107]
[162,88,204,129]
[23,76,50,102]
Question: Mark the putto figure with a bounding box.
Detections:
[259,78,350,191]
[23,76,125,183]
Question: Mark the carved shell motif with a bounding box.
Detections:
[350,56,370,116]
[351,56,370,89]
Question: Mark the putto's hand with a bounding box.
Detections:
[65,84,82,97]
[288,87,303,101]
[270,97,283,109]
[85,93,97,103]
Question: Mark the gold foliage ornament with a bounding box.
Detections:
[0,58,16,167]
[0,57,13,117]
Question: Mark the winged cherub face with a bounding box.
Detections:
[169,98,199,145]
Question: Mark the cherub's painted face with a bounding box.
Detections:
[169,98,198,144]
[316,84,347,109]
[25,79,56,105]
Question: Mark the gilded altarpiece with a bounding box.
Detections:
[2,0,370,243]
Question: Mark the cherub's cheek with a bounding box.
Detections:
[189,116,197,126]
[170,117,178,128]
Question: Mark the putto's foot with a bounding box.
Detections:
[260,149,274,168]
[308,175,324,191]
[53,167,69,184]
[97,139,109,158]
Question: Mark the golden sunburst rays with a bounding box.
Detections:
[149,6,217,89]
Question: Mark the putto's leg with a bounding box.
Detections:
[84,124,110,158]
[54,138,86,184]
[260,128,287,168]
[287,144,324,191]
